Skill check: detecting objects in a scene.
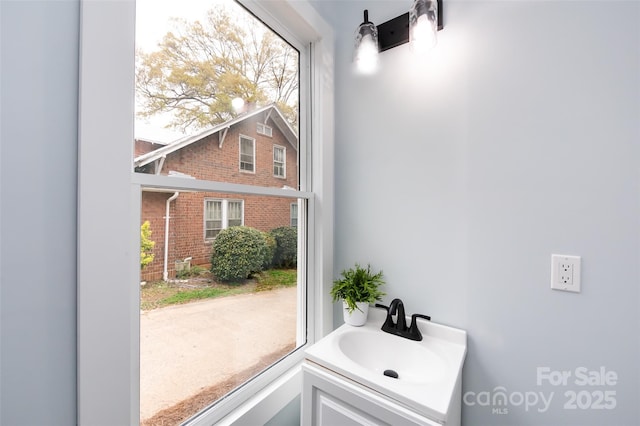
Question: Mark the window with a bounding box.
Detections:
[240,136,255,173]
[205,200,222,239]
[228,200,243,227]
[205,199,244,239]
[274,145,286,178]
[135,2,307,423]
[257,122,273,137]
[78,0,333,424]
[290,202,298,228]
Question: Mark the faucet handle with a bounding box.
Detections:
[407,313,431,341]
[412,313,431,322]
[376,303,398,333]
[374,303,389,311]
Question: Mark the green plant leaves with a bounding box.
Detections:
[330,263,385,313]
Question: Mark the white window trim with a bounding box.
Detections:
[204,198,244,240]
[274,144,286,179]
[78,0,333,425]
[239,134,256,173]
[257,122,273,137]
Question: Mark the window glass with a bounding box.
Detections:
[274,145,286,178]
[228,200,243,227]
[257,122,273,137]
[135,1,303,423]
[290,202,298,228]
[240,136,255,173]
[205,200,223,239]
[204,198,243,239]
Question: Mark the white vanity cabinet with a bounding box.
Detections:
[302,361,443,426]
[300,307,466,426]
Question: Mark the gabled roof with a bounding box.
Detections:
[134,103,297,168]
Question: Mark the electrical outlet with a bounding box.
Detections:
[551,254,581,293]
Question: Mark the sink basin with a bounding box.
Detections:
[305,306,466,423]
[337,328,446,384]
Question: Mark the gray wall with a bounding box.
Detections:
[311,0,639,425]
[2,0,639,425]
[1,0,79,424]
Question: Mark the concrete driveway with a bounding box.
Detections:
[140,286,297,421]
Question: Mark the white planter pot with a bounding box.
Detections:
[343,301,369,326]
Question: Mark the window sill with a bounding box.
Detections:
[195,363,303,426]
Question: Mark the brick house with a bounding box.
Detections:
[135,104,298,282]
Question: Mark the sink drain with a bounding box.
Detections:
[383,369,399,379]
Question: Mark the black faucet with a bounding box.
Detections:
[376,298,431,341]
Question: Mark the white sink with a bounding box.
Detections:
[337,328,447,384]
[305,306,467,423]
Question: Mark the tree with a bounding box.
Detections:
[136,4,298,133]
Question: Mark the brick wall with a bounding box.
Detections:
[139,114,299,282]
[135,140,166,157]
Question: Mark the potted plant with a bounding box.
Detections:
[331,263,385,326]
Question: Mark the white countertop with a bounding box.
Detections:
[304,306,467,423]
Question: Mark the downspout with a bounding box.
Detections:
[163,192,179,281]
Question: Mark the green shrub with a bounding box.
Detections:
[210,226,268,281]
[262,231,276,269]
[140,221,155,270]
[269,226,297,268]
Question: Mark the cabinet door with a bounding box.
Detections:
[302,364,441,426]
[314,389,389,426]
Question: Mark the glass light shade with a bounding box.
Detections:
[354,20,379,75]
[409,0,438,53]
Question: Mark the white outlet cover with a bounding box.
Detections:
[551,254,581,293]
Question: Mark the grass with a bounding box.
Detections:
[160,287,246,305]
[141,268,297,310]
[255,269,297,291]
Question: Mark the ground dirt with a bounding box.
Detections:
[140,271,295,426]
[141,343,295,426]
[141,271,256,311]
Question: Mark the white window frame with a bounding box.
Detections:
[273,145,286,178]
[257,122,273,137]
[239,134,256,173]
[204,198,244,240]
[77,1,334,425]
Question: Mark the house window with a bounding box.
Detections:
[290,202,298,228]
[228,200,242,227]
[205,199,244,239]
[78,0,333,424]
[257,122,272,137]
[205,200,223,239]
[240,136,255,173]
[274,145,286,178]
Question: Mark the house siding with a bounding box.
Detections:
[139,112,298,282]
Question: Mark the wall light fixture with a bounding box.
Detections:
[354,0,443,74]
[353,10,379,75]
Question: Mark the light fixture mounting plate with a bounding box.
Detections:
[376,0,443,53]
[377,12,410,52]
